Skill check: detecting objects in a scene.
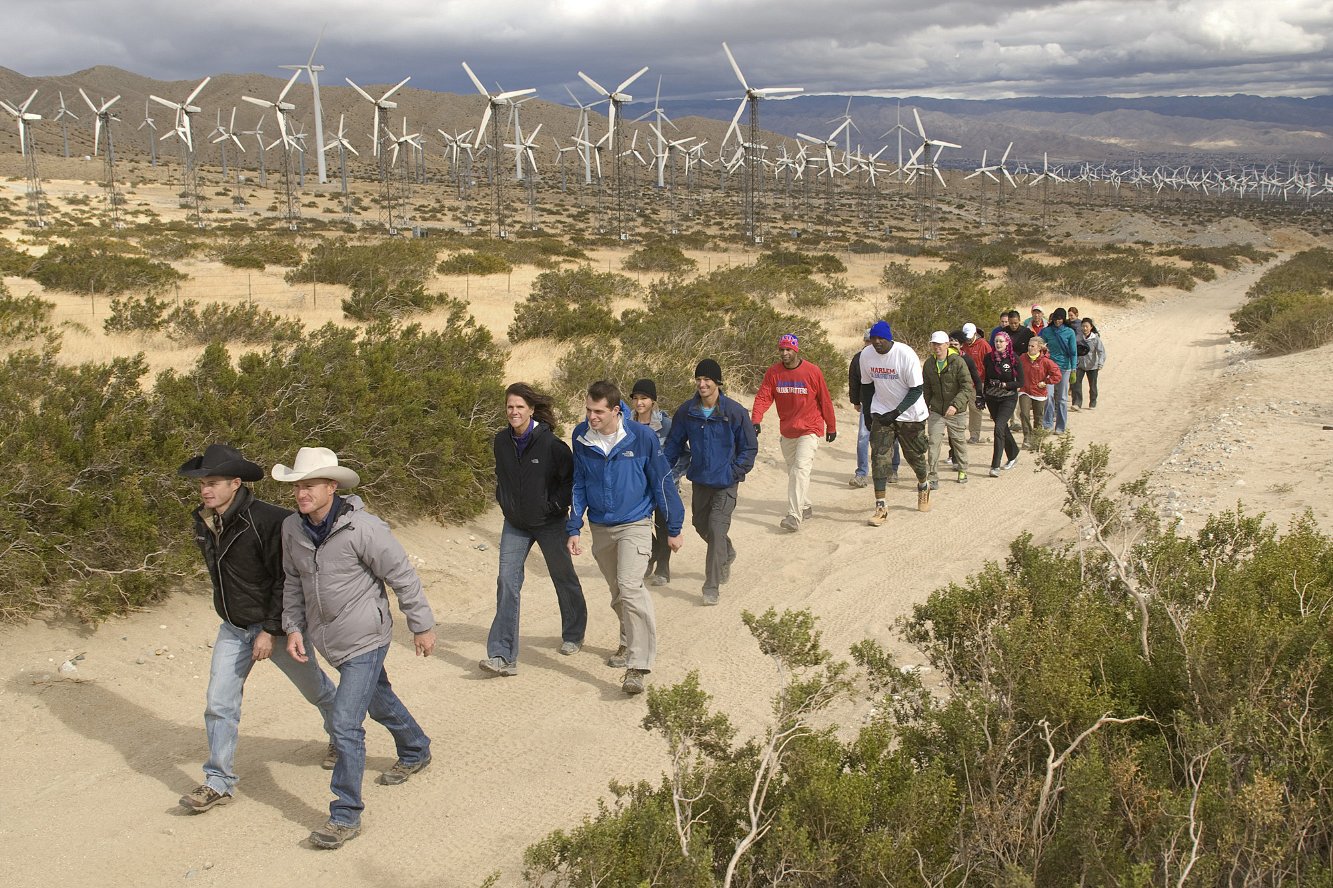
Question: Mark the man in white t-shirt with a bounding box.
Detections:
[858,320,932,523]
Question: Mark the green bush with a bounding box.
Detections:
[28,242,186,295]
[216,237,303,270]
[1231,249,1333,355]
[878,262,1007,347]
[166,300,303,345]
[756,246,847,275]
[135,233,204,262]
[0,239,35,277]
[622,242,697,274]
[285,237,441,289]
[104,294,171,334]
[508,266,635,343]
[0,284,55,342]
[2,308,505,624]
[342,279,456,322]
[436,251,513,276]
[1246,247,1333,301]
[1161,243,1275,270]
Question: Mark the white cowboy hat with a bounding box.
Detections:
[271,446,360,489]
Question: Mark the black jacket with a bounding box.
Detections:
[847,351,862,406]
[190,486,293,634]
[494,421,574,530]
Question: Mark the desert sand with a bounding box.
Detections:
[1,192,1331,887]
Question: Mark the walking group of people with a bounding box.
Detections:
[173,316,1104,849]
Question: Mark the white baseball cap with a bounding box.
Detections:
[962,322,977,338]
[930,330,949,344]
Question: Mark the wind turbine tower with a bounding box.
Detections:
[138,100,158,166]
[54,92,78,159]
[280,28,329,184]
[722,42,802,244]
[906,108,959,243]
[462,61,535,238]
[325,113,358,219]
[244,71,303,230]
[80,89,122,229]
[2,90,46,227]
[577,65,648,241]
[149,77,210,227]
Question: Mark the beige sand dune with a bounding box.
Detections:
[2,239,1330,887]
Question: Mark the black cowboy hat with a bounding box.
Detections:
[178,444,264,482]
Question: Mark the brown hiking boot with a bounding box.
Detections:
[606,645,629,668]
[179,784,232,814]
[322,741,338,771]
[310,819,361,850]
[917,483,931,513]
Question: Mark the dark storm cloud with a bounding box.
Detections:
[5,0,1330,99]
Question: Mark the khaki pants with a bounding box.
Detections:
[590,519,656,671]
[779,433,819,524]
[927,411,969,480]
[966,398,985,442]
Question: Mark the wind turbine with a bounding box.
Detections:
[462,61,535,237]
[210,107,245,181]
[243,113,268,187]
[904,108,960,243]
[54,92,78,158]
[138,100,158,166]
[280,27,329,184]
[1,90,41,157]
[149,77,209,226]
[634,76,676,188]
[577,65,648,240]
[721,41,802,242]
[80,89,123,228]
[324,113,357,216]
[2,90,45,226]
[345,74,410,160]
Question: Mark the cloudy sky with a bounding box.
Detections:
[8,0,1332,101]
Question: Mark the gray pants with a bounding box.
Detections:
[691,483,737,595]
[927,410,969,480]
[590,519,656,671]
[966,398,985,441]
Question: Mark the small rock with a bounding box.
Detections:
[1235,479,1246,487]
[136,657,146,665]
[475,543,489,551]
[121,635,128,641]
[155,648,168,656]
[469,535,477,542]
[159,624,167,630]
[59,660,77,675]
[167,654,175,660]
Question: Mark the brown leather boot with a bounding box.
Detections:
[917,482,931,512]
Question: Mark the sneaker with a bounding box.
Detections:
[622,669,647,695]
[310,819,360,850]
[801,505,813,520]
[780,515,800,532]
[702,589,720,606]
[868,504,888,527]
[940,459,956,470]
[888,470,899,484]
[848,474,869,488]
[989,467,1001,478]
[648,574,670,587]
[917,483,931,513]
[957,472,968,484]
[928,480,939,491]
[179,784,232,814]
[377,755,431,786]
[607,645,629,668]
[559,640,582,656]
[478,656,518,676]
[322,741,338,771]
[1071,404,1081,412]
[967,436,981,445]
[1002,458,1018,471]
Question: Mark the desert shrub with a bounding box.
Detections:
[1050,259,1139,304]
[216,237,303,270]
[342,278,455,322]
[1246,247,1333,301]
[508,266,634,343]
[0,285,55,342]
[493,236,588,268]
[622,242,697,275]
[947,239,1021,269]
[1248,297,1333,356]
[436,251,513,276]
[878,262,1007,347]
[285,237,440,288]
[166,300,303,345]
[756,246,846,275]
[526,441,1333,887]
[27,242,186,295]
[0,239,35,277]
[103,294,171,334]
[1161,243,1274,270]
[553,277,844,409]
[2,307,505,624]
[1230,249,1333,355]
[135,233,203,261]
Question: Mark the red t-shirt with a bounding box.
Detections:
[751,359,837,438]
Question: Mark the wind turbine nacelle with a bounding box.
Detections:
[184,104,203,114]
[278,102,296,112]
[380,101,398,110]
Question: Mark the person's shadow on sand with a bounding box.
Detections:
[9,673,327,826]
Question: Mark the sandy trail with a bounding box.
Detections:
[0,258,1310,888]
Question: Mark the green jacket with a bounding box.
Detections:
[923,351,975,416]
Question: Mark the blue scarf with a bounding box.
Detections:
[511,420,536,456]
[301,494,343,546]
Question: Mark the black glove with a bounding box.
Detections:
[825,431,837,443]
[884,409,901,424]
[753,423,761,436]
[975,396,985,410]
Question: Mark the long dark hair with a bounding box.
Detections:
[505,382,558,429]
[1081,317,1099,335]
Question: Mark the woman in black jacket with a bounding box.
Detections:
[982,331,1022,477]
[480,383,588,676]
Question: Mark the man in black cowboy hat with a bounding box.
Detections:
[177,444,337,815]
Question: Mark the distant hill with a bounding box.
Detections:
[0,65,1328,171]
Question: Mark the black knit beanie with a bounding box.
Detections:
[694,359,723,385]
[630,378,657,400]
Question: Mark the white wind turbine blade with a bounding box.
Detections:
[277,70,302,103]
[475,104,493,148]
[913,107,927,140]
[725,98,746,146]
[616,66,649,95]
[934,165,947,188]
[461,62,488,96]
[722,42,748,91]
[344,78,376,104]
[496,88,536,102]
[380,76,411,103]
[78,87,98,114]
[578,71,610,97]
[184,77,210,109]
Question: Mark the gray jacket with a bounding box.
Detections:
[281,494,435,667]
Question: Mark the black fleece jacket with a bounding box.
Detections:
[493,421,575,530]
[190,486,293,634]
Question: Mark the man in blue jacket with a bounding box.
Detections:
[566,380,684,696]
[1042,307,1079,434]
[663,359,759,606]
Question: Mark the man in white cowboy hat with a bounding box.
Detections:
[273,446,437,850]
[177,444,338,815]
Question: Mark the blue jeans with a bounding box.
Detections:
[855,412,898,477]
[1042,375,1071,433]
[487,518,587,664]
[204,621,336,796]
[328,644,430,827]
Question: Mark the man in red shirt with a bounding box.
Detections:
[751,333,837,532]
[957,323,993,445]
